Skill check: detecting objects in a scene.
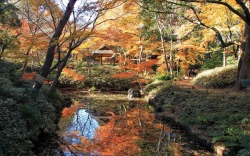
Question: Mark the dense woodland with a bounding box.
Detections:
[0,0,250,155]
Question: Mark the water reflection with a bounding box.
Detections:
[62,109,99,156]
[69,109,99,140]
[58,92,213,156]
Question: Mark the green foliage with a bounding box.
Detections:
[156,74,171,81]
[144,80,167,93]
[192,65,238,88]
[90,86,96,91]
[238,135,250,156]
[0,0,21,27]
[226,55,238,65]
[151,64,158,72]
[60,66,142,91]
[0,30,20,54]
[0,60,22,74]
[58,73,85,88]
[201,50,223,70]
[0,60,57,155]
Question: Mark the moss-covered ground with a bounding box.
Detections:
[145,79,250,155]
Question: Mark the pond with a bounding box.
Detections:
[58,91,214,156]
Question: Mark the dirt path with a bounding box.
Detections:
[174,78,238,94]
[174,78,203,90]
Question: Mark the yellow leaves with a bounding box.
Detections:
[174,42,206,66]
[175,22,197,39]
[157,64,167,74]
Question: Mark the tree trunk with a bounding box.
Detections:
[169,34,173,77]
[155,14,169,73]
[21,46,32,76]
[138,31,143,64]
[235,24,250,90]
[223,49,226,67]
[161,32,169,73]
[0,46,6,59]
[33,0,76,90]
[46,50,72,97]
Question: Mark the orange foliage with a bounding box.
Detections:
[22,72,53,84]
[61,101,83,117]
[157,64,167,74]
[136,59,158,73]
[111,72,135,78]
[120,59,158,74]
[92,103,159,155]
[61,107,76,117]
[22,72,36,80]
[131,78,149,84]
[93,109,141,155]
[62,68,84,81]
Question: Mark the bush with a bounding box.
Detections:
[144,80,167,93]
[157,74,171,81]
[61,66,143,91]
[192,65,238,88]
[201,50,223,70]
[0,60,57,155]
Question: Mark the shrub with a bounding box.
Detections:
[0,88,57,155]
[157,74,171,81]
[201,50,223,70]
[144,80,166,93]
[63,66,143,91]
[0,60,57,155]
[192,65,238,88]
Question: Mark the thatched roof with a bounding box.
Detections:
[92,45,116,57]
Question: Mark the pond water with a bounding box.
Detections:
[58,91,214,156]
[59,107,100,155]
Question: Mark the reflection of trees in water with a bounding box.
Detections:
[60,98,167,156]
[155,123,175,156]
[61,108,100,155]
[92,100,164,155]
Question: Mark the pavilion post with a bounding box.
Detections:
[100,55,103,65]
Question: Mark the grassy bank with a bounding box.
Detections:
[145,80,250,155]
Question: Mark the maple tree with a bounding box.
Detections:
[18,1,51,75]
[85,0,160,65]
[32,0,77,91]
[22,0,128,95]
[139,0,246,85]
[140,0,186,77]
[181,0,250,90]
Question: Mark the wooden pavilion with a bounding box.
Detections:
[91,45,117,65]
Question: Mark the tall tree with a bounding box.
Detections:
[18,0,50,76]
[140,0,246,88]
[180,0,250,90]
[32,0,77,90]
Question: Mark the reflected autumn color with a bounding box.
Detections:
[58,92,213,155]
[92,102,167,155]
[58,96,163,156]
